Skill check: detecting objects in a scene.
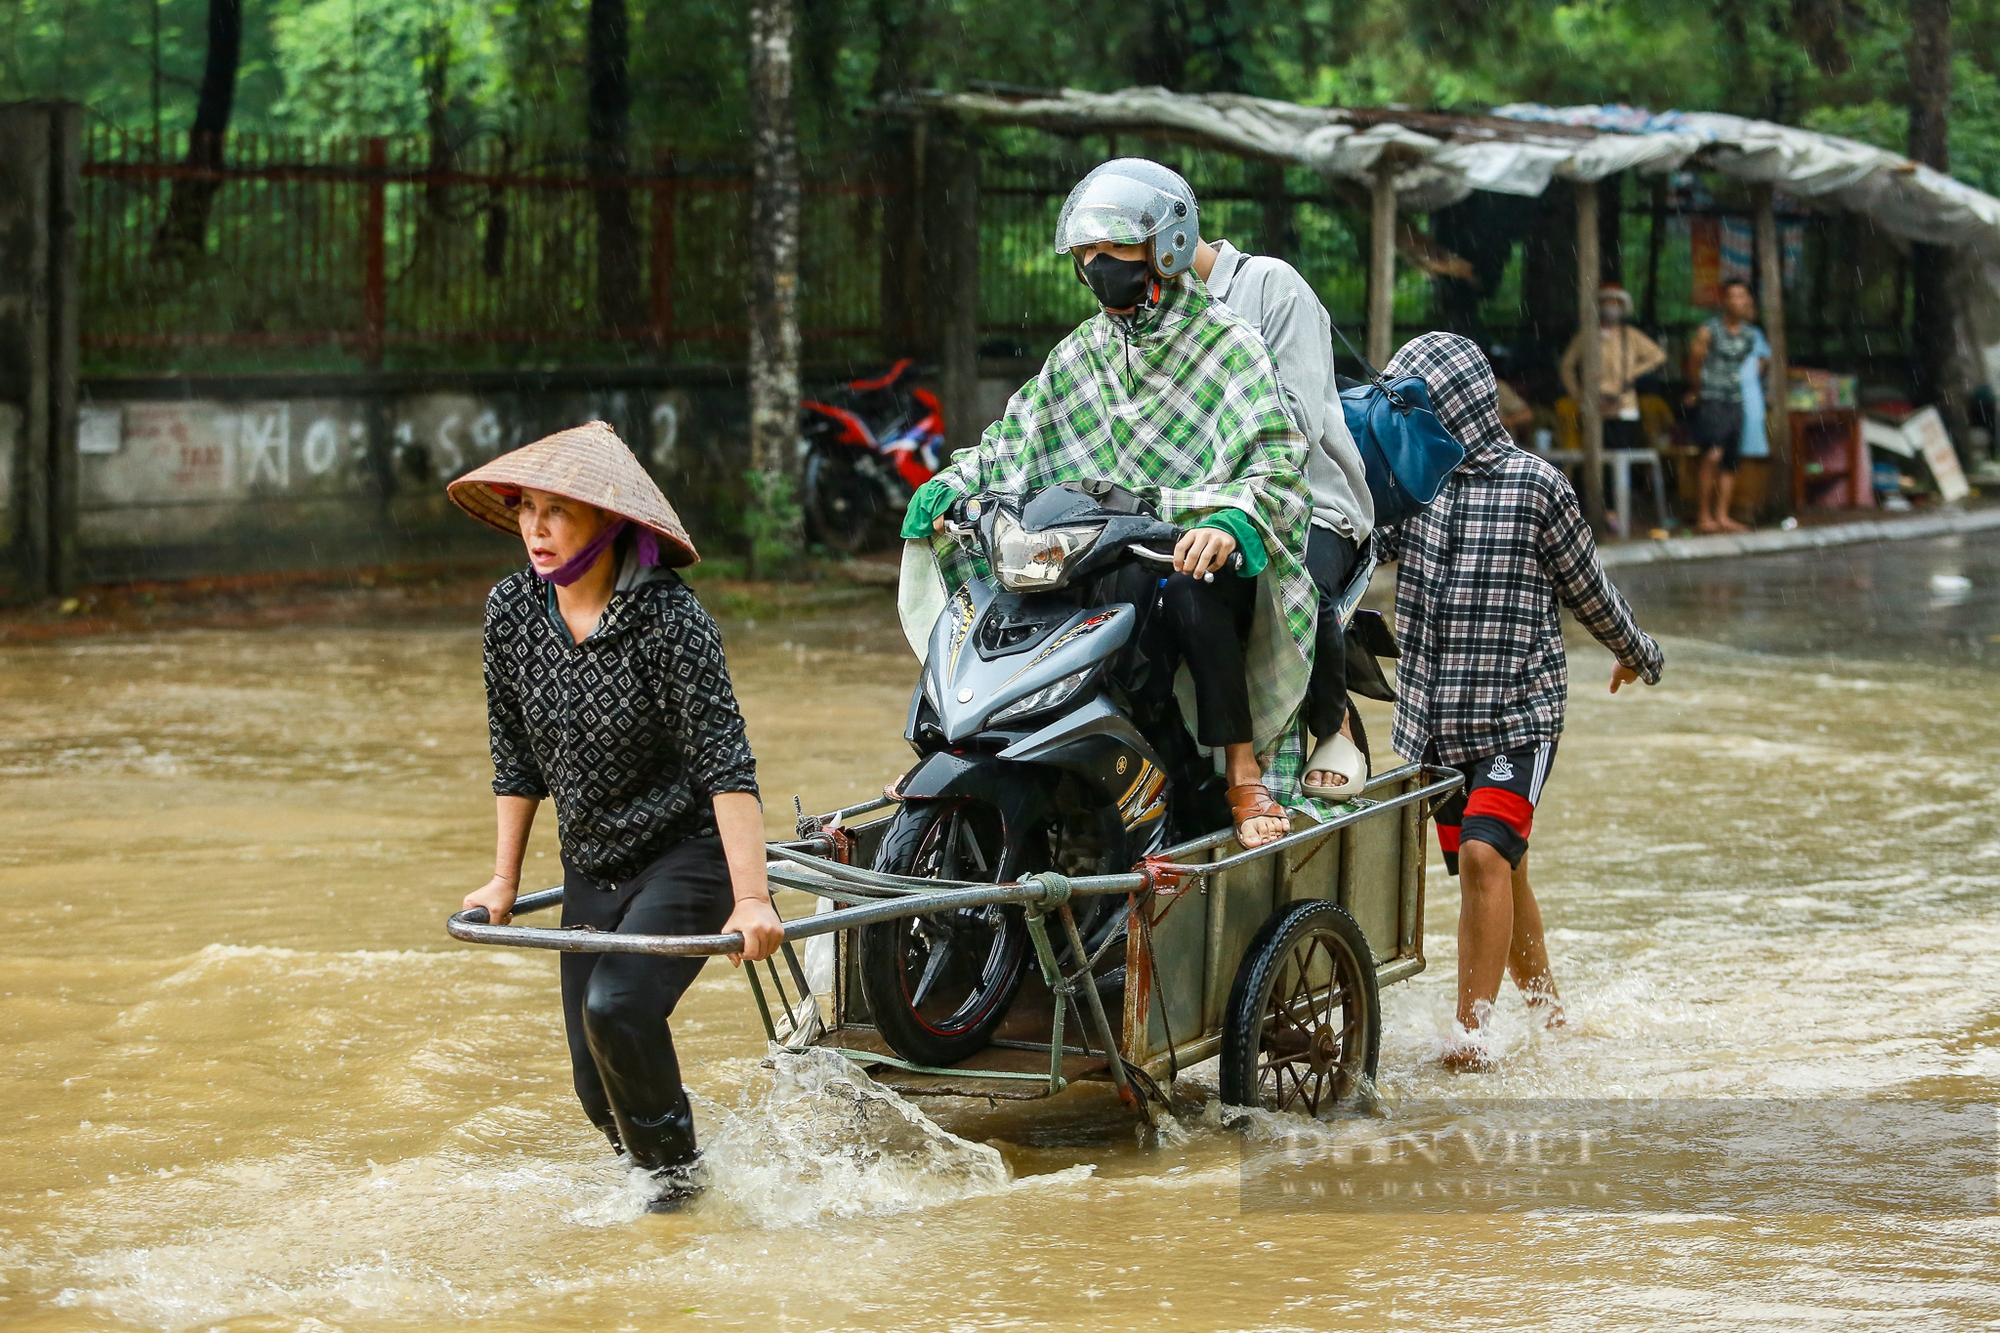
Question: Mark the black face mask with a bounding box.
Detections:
[1077,252,1154,310]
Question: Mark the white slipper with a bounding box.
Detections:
[1302,732,1368,799]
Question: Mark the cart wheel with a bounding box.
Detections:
[1219,899,1379,1115]
[857,799,1028,1067]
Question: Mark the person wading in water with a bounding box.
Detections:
[1372,335,1662,1071]
[452,422,783,1211]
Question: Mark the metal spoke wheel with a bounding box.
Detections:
[1219,899,1380,1115]
[803,446,883,556]
[857,800,1028,1066]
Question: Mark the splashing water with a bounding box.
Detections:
[698,1049,1014,1227]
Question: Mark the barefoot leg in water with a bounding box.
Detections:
[1506,854,1565,1028]
[1445,840,1516,1068]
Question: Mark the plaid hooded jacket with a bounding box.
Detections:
[1375,333,1663,766]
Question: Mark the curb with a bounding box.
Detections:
[1598,506,2000,567]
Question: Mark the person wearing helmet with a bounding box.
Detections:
[899,159,1315,850]
[1191,230,1376,804]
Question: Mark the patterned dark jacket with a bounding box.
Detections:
[483,568,758,882]
[1374,333,1663,767]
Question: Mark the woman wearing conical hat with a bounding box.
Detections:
[451,421,782,1211]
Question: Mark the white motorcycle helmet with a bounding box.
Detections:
[1053,158,1200,280]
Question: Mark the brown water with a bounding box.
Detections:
[5,541,1999,1331]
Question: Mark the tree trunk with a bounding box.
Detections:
[414,25,456,291]
[589,0,646,331]
[1132,0,1190,89]
[1907,0,1965,453]
[153,0,240,260]
[747,0,803,574]
[1790,0,1852,75]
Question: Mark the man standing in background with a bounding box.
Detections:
[1560,284,1666,455]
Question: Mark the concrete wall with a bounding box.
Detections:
[70,362,1035,585]
[74,374,746,582]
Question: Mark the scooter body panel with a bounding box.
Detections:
[925,581,1135,743]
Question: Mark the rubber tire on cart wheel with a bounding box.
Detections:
[803,446,882,556]
[856,800,1028,1067]
[1218,899,1380,1114]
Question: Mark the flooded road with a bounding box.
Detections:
[4,536,1998,1331]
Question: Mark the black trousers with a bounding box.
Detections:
[1158,569,1257,747]
[560,835,734,1165]
[1303,525,1362,741]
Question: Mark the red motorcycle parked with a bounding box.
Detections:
[799,360,946,555]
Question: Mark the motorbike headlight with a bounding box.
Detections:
[990,513,1102,592]
[988,667,1095,727]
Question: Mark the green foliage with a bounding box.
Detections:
[743,466,803,578]
[268,0,514,140]
[13,0,2000,195]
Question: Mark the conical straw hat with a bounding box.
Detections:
[448,420,698,567]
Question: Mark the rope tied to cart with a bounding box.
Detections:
[1019,870,1074,914]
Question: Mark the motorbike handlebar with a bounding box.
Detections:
[1132,544,1245,576]
[937,498,1243,576]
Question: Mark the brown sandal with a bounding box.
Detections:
[1226,782,1290,848]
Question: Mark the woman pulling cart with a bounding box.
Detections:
[452,422,783,1211]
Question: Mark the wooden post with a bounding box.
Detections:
[1367,158,1396,369]
[876,130,915,358]
[1641,176,1666,329]
[941,140,982,459]
[907,119,930,355]
[361,136,386,371]
[1575,178,1607,533]
[47,102,80,596]
[1755,185,1792,513]
[650,149,677,351]
[0,101,83,600]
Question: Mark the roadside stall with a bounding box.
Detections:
[896,88,2000,530]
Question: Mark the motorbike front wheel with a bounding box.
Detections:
[802,446,884,556]
[857,799,1028,1067]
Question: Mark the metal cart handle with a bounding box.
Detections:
[446,765,1465,959]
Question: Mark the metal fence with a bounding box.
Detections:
[78,127,893,374]
[79,127,1439,376]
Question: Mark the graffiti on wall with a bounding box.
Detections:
[75,390,694,544]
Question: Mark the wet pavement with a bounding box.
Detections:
[2,535,1997,1331]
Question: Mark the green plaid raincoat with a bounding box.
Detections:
[900,275,1315,752]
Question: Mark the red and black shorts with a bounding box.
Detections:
[1426,739,1558,875]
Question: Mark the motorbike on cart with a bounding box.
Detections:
[858,481,1392,1069]
[861,482,1199,1065]
[799,359,945,555]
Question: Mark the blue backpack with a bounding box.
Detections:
[1330,327,1466,526]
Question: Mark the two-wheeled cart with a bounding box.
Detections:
[450,763,1461,1123]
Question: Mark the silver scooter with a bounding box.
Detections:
[860,481,1387,1067]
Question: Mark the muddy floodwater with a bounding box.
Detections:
[5,535,2000,1331]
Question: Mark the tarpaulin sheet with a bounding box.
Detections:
[913,88,2000,256]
